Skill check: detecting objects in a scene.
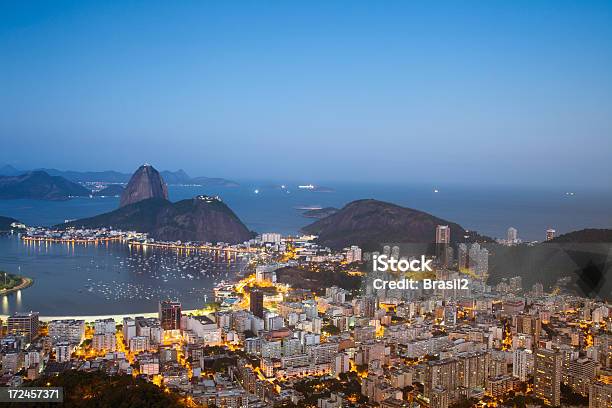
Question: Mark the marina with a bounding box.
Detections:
[0,235,251,316]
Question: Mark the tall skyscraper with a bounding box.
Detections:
[436,225,451,244]
[345,245,362,263]
[516,314,542,342]
[250,290,264,318]
[507,227,518,245]
[468,243,489,278]
[546,229,556,241]
[513,348,533,382]
[534,348,562,406]
[7,311,39,343]
[425,358,457,398]
[457,243,468,271]
[159,300,181,330]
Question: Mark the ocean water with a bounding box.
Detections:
[0,182,610,315]
[0,235,248,316]
[0,182,610,240]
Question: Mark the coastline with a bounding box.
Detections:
[0,308,204,323]
[0,276,33,296]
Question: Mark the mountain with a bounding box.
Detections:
[120,165,169,207]
[93,184,125,197]
[3,165,239,186]
[301,199,477,250]
[190,176,240,187]
[0,171,91,200]
[159,169,191,184]
[0,216,20,231]
[0,165,22,176]
[548,228,612,243]
[302,207,339,219]
[61,197,254,244]
[37,168,130,183]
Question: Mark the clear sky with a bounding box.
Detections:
[1,1,611,187]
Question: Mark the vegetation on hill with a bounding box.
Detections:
[7,371,189,408]
[302,199,489,250]
[549,228,612,243]
[61,197,254,244]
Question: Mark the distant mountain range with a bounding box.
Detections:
[0,165,238,187]
[301,199,488,250]
[0,171,91,200]
[0,216,20,231]
[61,197,254,244]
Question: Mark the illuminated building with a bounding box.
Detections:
[53,341,73,363]
[159,300,182,330]
[512,347,533,381]
[516,314,542,342]
[333,352,350,376]
[589,380,612,408]
[486,375,515,397]
[546,228,556,241]
[436,225,451,244]
[425,358,457,400]
[567,358,597,395]
[345,245,362,263]
[92,332,117,351]
[48,319,85,345]
[507,227,518,245]
[260,233,281,244]
[129,335,150,353]
[430,386,449,408]
[456,351,489,390]
[534,348,562,406]
[250,290,264,318]
[122,317,136,342]
[94,318,116,335]
[7,312,39,343]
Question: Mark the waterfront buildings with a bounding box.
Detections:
[7,312,39,343]
[159,300,182,330]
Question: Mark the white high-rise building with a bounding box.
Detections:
[48,319,85,345]
[54,342,73,363]
[92,332,117,351]
[513,348,533,382]
[123,317,136,342]
[507,227,519,245]
[129,336,150,353]
[333,352,350,376]
[436,225,451,244]
[345,246,362,263]
[261,233,282,244]
[94,318,116,335]
[458,243,468,270]
[468,243,489,278]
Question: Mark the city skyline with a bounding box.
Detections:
[1,1,612,187]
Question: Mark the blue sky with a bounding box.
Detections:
[1,1,611,186]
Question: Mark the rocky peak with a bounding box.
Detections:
[119,164,168,207]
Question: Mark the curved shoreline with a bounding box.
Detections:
[0,308,203,323]
[0,276,33,296]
